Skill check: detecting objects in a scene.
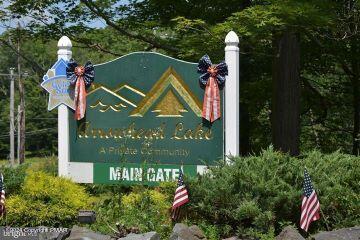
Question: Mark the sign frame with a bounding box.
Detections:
[56,32,240,184]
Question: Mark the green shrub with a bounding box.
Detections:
[26,156,57,176]
[0,164,27,195]
[0,157,57,196]
[1,172,93,227]
[187,148,360,238]
[92,187,172,238]
[83,183,131,196]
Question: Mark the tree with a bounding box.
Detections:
[272,31,300,156]
[1,0,359,157]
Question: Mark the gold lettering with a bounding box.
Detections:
[136,128,145,139]
[127,123,136,138]
[91,129,98,138]
[144,129,153,139]
[171,123,184,139]
[99,147,106,154]
[77,121,90,138]
[158,123,165,139]
[205,129,213,140]
[194,124,204,139]
[98,129,108,138]
[183,129,193,139]
[107,128,113,138]
[77,122,212,141]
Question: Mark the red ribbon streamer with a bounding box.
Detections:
[74,66,87,120]
[202,67,221,122]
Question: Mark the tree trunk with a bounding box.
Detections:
[271,31,301,156]
[17,24,25,164]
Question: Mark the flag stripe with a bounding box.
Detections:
[173,195,189,208]
[305,201,320,230]
[300,170,320,232]
[175,185,185,192]
[0,174,5,217]
[171,170,189,220]
[301,193,318,229]
[174,189,188,200]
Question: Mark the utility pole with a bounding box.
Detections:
[17,22,25,164]
[0,70,18,166]
[17,104,20,162]
[9,68,15,166]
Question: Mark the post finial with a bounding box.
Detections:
[225,31,239,46]
[58,36,72,48]
[57,36,72,61]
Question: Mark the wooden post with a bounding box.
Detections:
[9,68,15,165]
[17,104,20,162]
[225,31,240,157]
[57,36,72,177]
[17,23,26,164]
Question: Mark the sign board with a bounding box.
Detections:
[68,52,224,184]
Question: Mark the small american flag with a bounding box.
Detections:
[300,169,320,232]
[171,170,189,220]
[0,173,5,217]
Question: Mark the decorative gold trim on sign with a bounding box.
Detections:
[90,100,107,108]
[113,84,146,97]
[100,106,123,112]
[90,100,127,112]
[130,67,202,117]
[87,84,137,107]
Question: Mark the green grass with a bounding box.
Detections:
[0,156,58,175]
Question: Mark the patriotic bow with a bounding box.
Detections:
[66,60,94,120]
[197,55,228,122]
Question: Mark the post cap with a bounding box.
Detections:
[225,31,239,45]
[57,36,72,48]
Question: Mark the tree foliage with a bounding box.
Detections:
[0,0,359,157]
[186,148,360,238]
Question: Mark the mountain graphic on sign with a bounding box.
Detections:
[113,84,145,105]
[87,83,145,112]
[130,67,202,117]
[152,89,188,117]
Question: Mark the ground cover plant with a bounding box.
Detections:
[0,171,94,227]
[0,149,358,239]
[186,148,360,238]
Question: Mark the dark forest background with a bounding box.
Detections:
[0,0,359,159]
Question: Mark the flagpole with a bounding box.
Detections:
[306,167,330,231]
[319,208,330,231]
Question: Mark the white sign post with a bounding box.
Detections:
[57,36,72,177]
[225,31,240,157]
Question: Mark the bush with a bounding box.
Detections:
[0,157,57,196]
[92,186,172,238]
[187,148,360,238]
[0,164,27,195]
[26,156,57,176]
[1,172,94,227]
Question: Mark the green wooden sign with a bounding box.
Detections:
[68,52,223,184]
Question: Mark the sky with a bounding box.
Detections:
[0,1,107,34]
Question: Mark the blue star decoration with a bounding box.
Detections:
[41,59,75,111]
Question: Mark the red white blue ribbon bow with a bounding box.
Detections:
[66,60,94,120]
[197,55,228,123]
